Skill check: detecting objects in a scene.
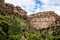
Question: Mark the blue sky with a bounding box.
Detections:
[5,0,60,15]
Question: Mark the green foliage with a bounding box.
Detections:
[0,14,5,19]
[8,19,23,34]
[28,33,39,40]
[8,35,22,40]
[0,21,10,40]
[54,36,60,40]
[0,12,60,40]
[8,19,23,40]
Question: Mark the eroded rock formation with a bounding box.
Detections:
[0,0,60,30]
[0,0,27,19]
[0,0,4,6]
[30,11,60,30]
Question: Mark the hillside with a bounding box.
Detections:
[0,0,60,40]
[30,11,60,30]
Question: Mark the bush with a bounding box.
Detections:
[28,33,39,40]
[8,19,23,40]
[0,21,10,40]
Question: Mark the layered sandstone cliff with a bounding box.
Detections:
[0,0,27,19]
[30,11,60,30]
[0,0,60,30]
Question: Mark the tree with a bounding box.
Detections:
[8,19,23,40]
[0,21,10,40]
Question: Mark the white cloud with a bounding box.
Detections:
[42,5,60,15]
[40,0,50,5]
[50,0,60,5]
[5,0,20,6]
[5,0,36,14]
[20,0,36,11]
[40,0,60,5]
[40,0,60,15]
[5,0,60,15]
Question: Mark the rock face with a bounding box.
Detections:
[0,0,27,18]
[0,0,4,6]
[30,11,60,30]
[0,0,60,30]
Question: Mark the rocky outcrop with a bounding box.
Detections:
[0,0,60,30]
[30,11,60,30]
[0,0,4,6]
[0,0,27,19]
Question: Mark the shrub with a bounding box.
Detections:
[8,19,23,40]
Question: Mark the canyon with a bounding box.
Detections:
[0,0,60,30]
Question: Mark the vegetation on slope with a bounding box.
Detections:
[0,12,60,40]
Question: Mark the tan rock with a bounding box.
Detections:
[30,11,60,30]
[0,0,4,6]
[0,0,27,19]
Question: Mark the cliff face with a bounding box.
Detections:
[0,0,60,30]
[30,11,60,30]
[0,0,27,19]
[0,0,4,6]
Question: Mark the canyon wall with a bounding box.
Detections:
[0,0,60,30]
[0,0,27,18]
[30,11,60,30]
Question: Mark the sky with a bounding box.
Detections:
[5,0,60,15]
